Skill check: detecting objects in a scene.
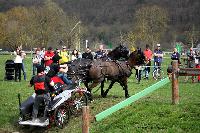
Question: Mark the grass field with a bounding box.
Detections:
[0,54,200,133]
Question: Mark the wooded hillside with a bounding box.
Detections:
[1,0,200,49]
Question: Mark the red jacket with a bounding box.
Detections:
[143,49,152,61]
[51,76,64,85]
[44,51,54,66]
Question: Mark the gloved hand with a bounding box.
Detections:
[71,76,78,84]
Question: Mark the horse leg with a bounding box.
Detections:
[103,81,115,98]
[84,81,93,101]
[88,81,100,89]
[119,78,129,98]
[100,79,105,97]
[84,82,89,91]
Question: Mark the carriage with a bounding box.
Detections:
[18,83,89,128]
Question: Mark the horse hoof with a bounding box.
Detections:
[125,95,130,98]
[102,94,107,98]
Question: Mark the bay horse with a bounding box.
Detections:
[67,45,130,80]
[84,50,146,98]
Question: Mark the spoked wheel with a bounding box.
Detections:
[54,103,70,129]
[152,69,159,80]
[153,69,164,80]
[69,91,88,116]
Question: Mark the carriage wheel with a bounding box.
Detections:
[153,69,164,80]
[153,69,160,80]
[69,91,88,116]
[54,103,70,129]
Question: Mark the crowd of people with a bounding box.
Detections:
[13,43,200,83]
[13,45,108,81]
[134,43,200,83]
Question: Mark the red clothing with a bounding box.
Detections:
[51,76,64,85]
[44,51,54,66]
[196,64,200,81]
[143,49,152,61]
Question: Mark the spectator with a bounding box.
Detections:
[143,44,153,79]
[77,51,82,59]
[54,48,60,55]
[14,48,23,82]
[82,47,93,60]
[59,46,70,64]
[21,50,27,81]
[94,44,106,59]
[40,47,46,67]
[153,43,163,71]
[32,48,42,76]
[44,47,54,67]
[187,47,195,68]
[171,48,181,64]
[71,49,78,60]
[52,48,61,64]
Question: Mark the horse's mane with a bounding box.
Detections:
[129,50,145,65]
[107,45,129,60]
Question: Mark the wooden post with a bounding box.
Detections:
[172,60,179,104]
[82,106,89,133]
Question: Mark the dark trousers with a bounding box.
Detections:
[33,63,40,76]
[32,93,50,119]
[135,69,142,82]
[154,61,161,70]
[15,63,22,81]
[22,61,26,80]
[144,61,151,78]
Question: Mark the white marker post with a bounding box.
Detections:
[86,40,88,48]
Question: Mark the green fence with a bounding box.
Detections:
[95,77,170,121]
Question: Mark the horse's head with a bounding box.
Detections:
[108,45,129,60]
[128,50,146,68]
[67,58,93,81]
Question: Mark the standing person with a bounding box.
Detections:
[52,48,61,64]
[29,65,51,122]
[187,47,195,68]
[44,47,54,72]
[153,44,163,77]
[71,49,78,61]
[82,47,93,60]
[77,51,82,59]
[94,44,106,59]
[21,50,27,81]
[40,47,46,67]
[14,48,23,82]
[143,44,153,79]
[171,48,181,64]
[59,46,70,64]
[32,48,42,76]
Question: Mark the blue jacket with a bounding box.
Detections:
[154,49,163,62]
[171,52,180,60]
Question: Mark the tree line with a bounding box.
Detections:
[0,0,85,51]
[0,0,200,50]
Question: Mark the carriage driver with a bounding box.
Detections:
[49,64,74,89]
[29,65,51,123]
